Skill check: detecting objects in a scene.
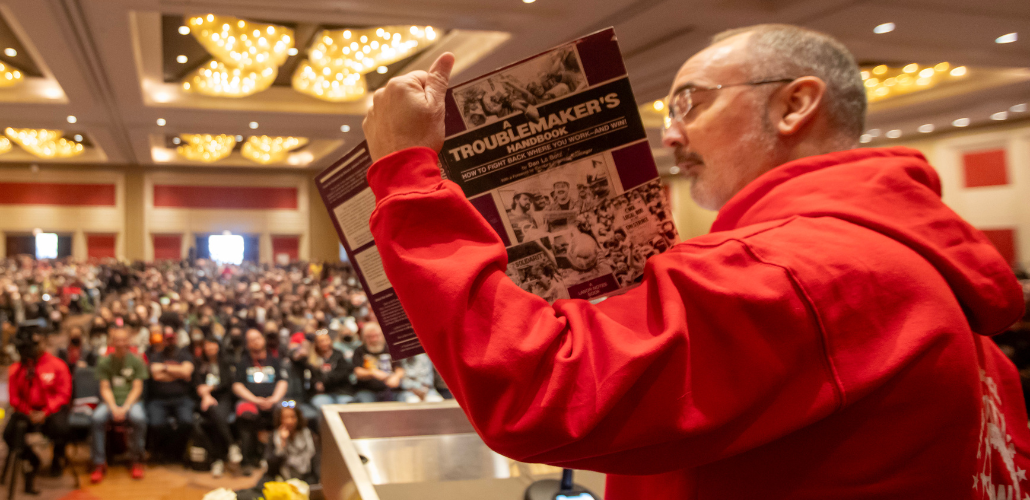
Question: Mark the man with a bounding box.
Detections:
[547,181,580,212]
[4,322,71,493]
[57,325,97,371]
[91,326,147,483]
[232,328,288,476]
[360,25,1029,498]
[351,323,404,403]
[145,329,195,462]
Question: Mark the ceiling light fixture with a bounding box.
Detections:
[157,118,167,126]
[73,134,82,142]
[0,137,10,155]
[292,25,440,102]
[181,14,294,98]
[376,66,388,74]
[991,111,1008,121]
[235,135,243,141]
[902,63,918,74]
[249,121,259,129]
[288,48,298,56]
[873,23,895,34]
[952,118,970,127]
[0,61,23,88]
[172,137,181,144]
[668,166,680,175]
[653,100,664,111]
[66,115,77,124]
[995,33,1017,44]
[1010,103,1027,113]
[886,129,902,139]
[176,133,236,162]
[859,134,872,144]
[918,124,935,133]
[240,135,309,164]
[4,128,84,159]
[177,55,188,64]
[862,63,950,102]
[866,129,881,137]
[178,26,191,35]
[340,125,350,132]
[934,62,950,72]
[523,0,536,3]
[4,48,16,57]
[950,66,967,77]
[873,65,888,75]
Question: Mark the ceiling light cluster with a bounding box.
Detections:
[240,135,308,164]
[181,14,294,98]
[292,25,439,102]
[861,62,966,103]
[0,136,10,154]
[176,133,237,162]
[0,61,23,88]
[860,102,1027,144]
[3,128,84,158]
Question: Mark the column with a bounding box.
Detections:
[72,229,87,262]
[260,232,272,264]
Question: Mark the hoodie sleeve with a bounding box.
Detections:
[367,147,844,474]
[8,364,32,415]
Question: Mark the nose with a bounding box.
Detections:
[661,122,686,149]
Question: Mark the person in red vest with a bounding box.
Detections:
[3,321,72,494]
[360,25,1029,498]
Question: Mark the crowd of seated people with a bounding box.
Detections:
[0,256,451,493]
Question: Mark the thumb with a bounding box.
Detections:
[425,52,455,107]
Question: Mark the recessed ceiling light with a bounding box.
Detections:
[176,55,188,64]
[991,111,1008,121]
[859,134,873,144]
[653,100,664,111]
[249,121,259,129]
[235,135,243,142]
[873,23,895,34]
[287,48,298,56]
[42,87,62,99]
[523,0,536,3]
[918,68,934,78]
[950,66,967,77]
[4,48,16,57]
[66,115,77,124]
[178,26,190,35]
[886,129,902,139]
[996,33,1018,44]
[952,117,970,127]
[866,128,881,137]
[156,118,166,126]
[172,137,181,145]
[902,63,918,74]
[340,125,351,132]
[1011,103,1027,113]
[376,66,388,74]
[669,166,681,175]
[73,134,83,142]
[918,124,935,133]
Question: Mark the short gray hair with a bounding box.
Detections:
[712,24,866,141]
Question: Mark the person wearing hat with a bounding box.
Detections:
[144,327,196,462]
[4,321,72,492]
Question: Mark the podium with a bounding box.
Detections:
[320,401,606,500]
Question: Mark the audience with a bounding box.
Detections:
[232,328,288,476]
[145,329,196,462]
[309,331,355,408]
[194,336,240,477]
[91,327,148,483]
[352,323,405,403]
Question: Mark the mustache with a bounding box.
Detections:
[674,149,704,166]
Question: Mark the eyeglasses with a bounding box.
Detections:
[664,78,795,130]
[281,400,296,408]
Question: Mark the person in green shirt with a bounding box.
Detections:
[90,327,148,483]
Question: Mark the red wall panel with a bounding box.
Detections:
[272,235,300,261]
[0,182,116,206]
[153,234,182,260]
[980,228,1016,266]
[963,149,1008,188]
[87,234,116,259]
[153,185,297,209]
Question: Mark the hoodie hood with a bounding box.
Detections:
[711,146,1024,336]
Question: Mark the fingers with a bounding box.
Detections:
[426,52,455,107]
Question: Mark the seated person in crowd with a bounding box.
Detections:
[399,353,445,403]
[264,403,316,482]
[222,326,246,364]
[232,328,288,476]
[309,331,355,407]
[145,329,195,462]
[352,323,404,403]
[4,323,72,493]
[91,327,148,483]
[193,336,239,477]
[56,325,97,371]
[282,333,319,429]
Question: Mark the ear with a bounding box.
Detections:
[774,76,826,136]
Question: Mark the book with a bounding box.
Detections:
[316,27,678,359]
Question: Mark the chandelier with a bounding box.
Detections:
[292,25,438,102]
[182,14,294,98]
[0,61,22,88]
[861,62,965,103]
[4,128,84,158]
[0,136,10,154]
[240,135,308,164]
[176,133,237,162]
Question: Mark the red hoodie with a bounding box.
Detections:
[9,351,72,416]
[367,146,1028,499]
